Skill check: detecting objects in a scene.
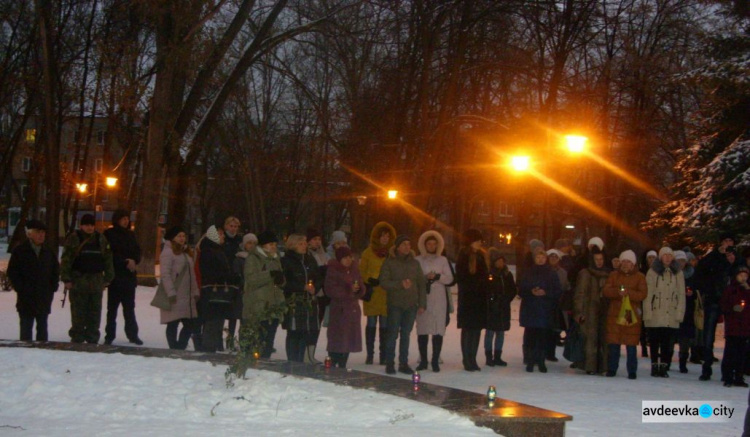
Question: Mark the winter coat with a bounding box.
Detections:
[378,247,427,310]
[7,239,59,317]
[103,223,141,289]
[60,230,115,294]
[159,241,200,324]
[281,251,321,332]
[231,252,248,320]
[695,247,732,306]
[519,263,562,329]
[197,238,236,320]
[678,265,697,337]
[223,232,243,264]
[243,247,286,321]
[573,265,611,373]
[644,259,686,329]
[415,231,454,336]
[720,281,750,338]
[325,258,365,353]
[486,266,516,332]
[360,221,396,316]
[602,269,647,346]
[456,247,490,329]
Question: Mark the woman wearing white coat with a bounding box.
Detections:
[644,246,686,378]
[415,230,454,372]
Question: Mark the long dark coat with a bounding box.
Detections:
[198,238,237,320]
[325,259,365,353]
[103,223,141,289]
[281,251,320,332]
[486,266,516,331]
[455,248,489,330]
[7,240,59,317]
[519,264,562,329]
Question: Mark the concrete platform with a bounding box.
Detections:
[0,340,572,436]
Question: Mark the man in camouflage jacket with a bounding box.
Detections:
[60,214,115,343]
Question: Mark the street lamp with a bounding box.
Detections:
[106,176,118,187]
[387,190,398,199]
[510,156,530,172]
[564,135,588,153]
[76,183,88,193]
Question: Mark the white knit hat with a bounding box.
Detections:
[330,230,347,245]
[206,225,221,244]
[619,250,636,265]
[588,237,604,251]
[673,250,687,261]
[658,247,673,258]
[242,233,258,245]
[546,249,562,258]
[646,250,657,258]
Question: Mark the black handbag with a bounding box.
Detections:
[361,284,374,302]
[201,283,239,304]
[563,321,585,363]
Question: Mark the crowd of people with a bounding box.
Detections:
[6,214,750,388]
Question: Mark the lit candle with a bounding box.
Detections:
[487,385,497,401]
[324,356,332,368]
[488,274,494,281]
[412,372,421,385]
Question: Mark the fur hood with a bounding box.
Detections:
[369,221,397,251]
[417,230,445,256]
[650,258,680,276]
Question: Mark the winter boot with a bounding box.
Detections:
[431,335,443,372]
[689,345,703,364]
[398,363,414,374]
[679,352,689,373]
[651,363,659,377]
[469,330,482,371]
[416,335,429,371]
[461,330,474,371]
[385,362,396,375]
[378,328,388,365]
[486,350,496,367]
[659,363,670,378]
[365,327,376,364]
[494,352,507,367]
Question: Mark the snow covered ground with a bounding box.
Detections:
[0,247,746,436]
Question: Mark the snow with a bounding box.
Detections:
[0,246,747,436]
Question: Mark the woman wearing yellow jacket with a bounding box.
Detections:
[359,221,397,364]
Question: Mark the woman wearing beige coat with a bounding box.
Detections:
[644,247,686,377]
[159,226,200,350]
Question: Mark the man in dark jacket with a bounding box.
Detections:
[7,220,60,341]
[378,234,427,375]
[697,233,736,380]
[103,210,142,345]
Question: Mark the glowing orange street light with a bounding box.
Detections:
[564,135,588,153]
[105,177,118,187]
[511,156,530,172]
[76,183,88,193]
[387,190,398,200]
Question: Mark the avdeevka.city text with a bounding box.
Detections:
[642,404,734,418]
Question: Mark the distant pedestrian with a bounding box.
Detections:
[719,266,750,387]
[456,229,490,372]
[281,234,321,362]
[197,225,237,352]
[572,247,611,374]
[7,220,59,342]
[325,246,365,368]
[360,222,396,365]
[160,226,200,350]
[228,233,257,350]
[485,248,516,367]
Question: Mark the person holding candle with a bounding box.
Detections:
[456,229,490,372]
[281,234,321,362]
[485,248,517,367]
[719,265,750,387]
[324,246,365,368]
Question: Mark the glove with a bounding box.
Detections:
[432,274,441,281]
[366,277,380,287]
[270,270,285,285]
[169,295,177,305]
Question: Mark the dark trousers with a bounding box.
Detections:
[649,327,677,364]
[20,314,49,341]
[608,344,637,375]
[385,305,417,365]
[329,352,349,368]
[286,330,317,362]
[702,304,721,376]
[202,319,224,353]
[524,327,547,367]
[105,282,139,342]
[722,336,750,383]
[166,319,197,350]
[69,291,103,343]
[260,319,280,358]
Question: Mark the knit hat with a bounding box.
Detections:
[25,219,47,231]
[588,237,604,251]
[111,209,130,225]
[164,226,186,242]
[529,239,544,252]
[737,266,750,275]
[546,249,562,258]
[242,233,258,246]
[673,250,687,261]
[463,228,484,245]
[646,250,657,258]
[257,230,277,246]
[306,227,322,241]
[658,247,673,258]
[719,232,735,243]
[554,238,570,250]
[394,234,411,249]
[80,214,96,226]
[330,230,347,245]
[685,252,696,262]
[619,250,637,265]
[335,246,353,261]
[205,225,221,244]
